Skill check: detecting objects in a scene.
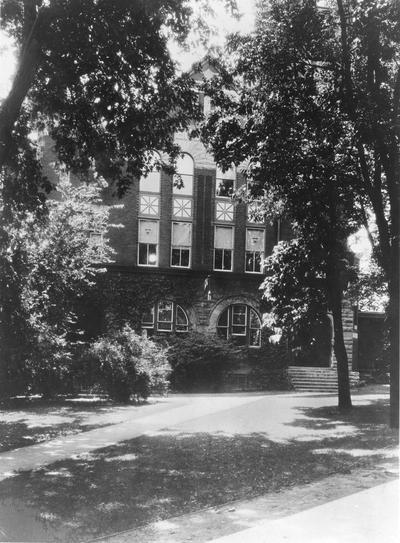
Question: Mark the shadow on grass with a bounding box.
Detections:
[0,396,164,453]
[0,397,397,543]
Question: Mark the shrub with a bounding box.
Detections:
[164,332,241,392]
[89,325,170,402]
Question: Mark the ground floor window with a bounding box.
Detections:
[217,304,261,346]
[142,301,189,335]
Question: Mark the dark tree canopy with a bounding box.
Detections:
[0,0,238,190]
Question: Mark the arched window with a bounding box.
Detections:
[217,304,261,346]
[173,153,194,196]
[142,301,189,335]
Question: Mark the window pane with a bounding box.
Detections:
[216,201,234,221]
[158,301,173,330]
[173,197,192,218]
[138,243,147,264]
[216,179,234,197]
[176,305,188,332]
[172,222,191,246]
[215,226,233,249]
[250,309,261,329]
[171,248,181,266]
[254,252,262,272]
[223,249,232,270]
[139,170,160,193]
[142,306,155,327]
[247,202,264,223]
[246,229,264,251]
[181,249,190,267]
[173,173,193,195]
[139,220,158,243]
[176,154,194,176]
[216,166,236,180]
[140,195,159,216]
[148,244,157,265]
[173,154,194,196]
[214,248,223,269]
[232,305,246,325]
[218,308,229,327]
[245,252,254,272]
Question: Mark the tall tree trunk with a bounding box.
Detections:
[388,188,399,428]
[330,285,352,410]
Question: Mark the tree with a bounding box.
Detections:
[0,0,216,187]
[201,0,399,423]
[334,0,399,427]
[0,174,117,397]
[201,0,363,409]
[0,0,236,395]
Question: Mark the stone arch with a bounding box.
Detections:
[208,295,260,332]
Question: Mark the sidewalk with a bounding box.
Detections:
[209,479,399,543]
[0,393,264,480]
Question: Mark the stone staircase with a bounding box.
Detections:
[288,366,359,393]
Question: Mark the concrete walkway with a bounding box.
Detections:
[209,479,400,543]
[1,390,382,481]
[0,393,266,480]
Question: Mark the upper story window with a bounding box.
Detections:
[171,222,192,268]
[247,201,265,224]
[139,152,161,193]
[245,228,265,273]
[173,154,194,196]
[139,152,160,218]
[142,301,189,335]
[217,304,261,347]
[216,166,235,198]
[214,225,234,271]
[138,219,158,266]
[216,200,234,222]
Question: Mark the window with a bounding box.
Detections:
[217,305,261,346]
[173,154,194,196]
[140,194,159,216]
[214,226,234,271]
[139,152,161,193]
[138,220,158,266]
[173,197,192,218]
[247,201,265,224]
[141,301,189,335]
[171,222,191,268]
[216,166,235,197]
[215,201,234,222]
[245,229,265,273]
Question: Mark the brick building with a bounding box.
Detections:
[41,61,358,391]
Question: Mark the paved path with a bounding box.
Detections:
[0,393,266,480]
[0,391,394,481]
[209,479,400,543]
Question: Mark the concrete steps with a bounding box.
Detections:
[288,366,359,392]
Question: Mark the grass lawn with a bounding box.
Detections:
[0,392,397,543]
[0,395,141,452]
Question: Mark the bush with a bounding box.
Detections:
[89,325,170,402]
[164,332,241,392]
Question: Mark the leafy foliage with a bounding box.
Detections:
[0,176,116,397]
[0,0,238,189]
[89,325,170,402]
[165,331,241,392]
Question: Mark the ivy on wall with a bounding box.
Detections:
[77,270,201,337]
